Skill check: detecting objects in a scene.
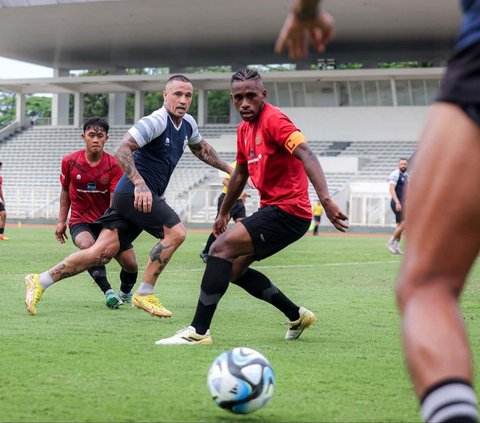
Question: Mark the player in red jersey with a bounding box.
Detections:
[55,118,138,308]
[0,161,9,241]
[156,68,348,345]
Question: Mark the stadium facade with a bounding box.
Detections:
[0,0,464,226]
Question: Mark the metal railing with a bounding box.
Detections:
[5,185,396,227]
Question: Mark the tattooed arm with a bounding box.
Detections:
[114,133,152,213]
[189,140,234,174]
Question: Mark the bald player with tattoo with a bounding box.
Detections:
[24,75,233,317]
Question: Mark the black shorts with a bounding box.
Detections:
[240,205,310,261]
[437,42,480,126]
[0,202,4,212]
[390,199,404,224]
[70,222,134,253]
[217,193,246,221]
[111,192,181,239]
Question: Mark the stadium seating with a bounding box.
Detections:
[0,125,416,220]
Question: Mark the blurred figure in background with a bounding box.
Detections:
[387,158,409,255]
[0,161,9,241]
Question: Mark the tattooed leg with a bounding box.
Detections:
[46,229,120,283]
[141,223,186,285]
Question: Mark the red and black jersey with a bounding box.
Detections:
[236,103,312,220]
[60,150,123,226]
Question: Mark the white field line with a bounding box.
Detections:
[5,260,400,278]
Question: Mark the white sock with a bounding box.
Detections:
[136,282,154,296]
[39,272,55,290]
[421,380,478,423]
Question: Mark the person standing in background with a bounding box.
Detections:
[387,158,409,255]
[0,161,9,241]
[312,199,323,236]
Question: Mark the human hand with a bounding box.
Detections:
[55,222,68,244]
[134,182,153,213]
[275,8,335,60]
[213,213,230,236]
[323,201,349,232]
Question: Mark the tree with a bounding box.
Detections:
[0,91,15,126]
[0,92,52,126]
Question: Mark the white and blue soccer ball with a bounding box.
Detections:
[207,347,275,414]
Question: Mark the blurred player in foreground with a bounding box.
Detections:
[279,1,479,421]
[397,1,480,421]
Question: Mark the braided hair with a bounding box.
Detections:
[231,68,263,85]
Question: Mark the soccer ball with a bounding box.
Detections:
[207,347,275,414]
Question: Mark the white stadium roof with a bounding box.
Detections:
[0,0,463,71]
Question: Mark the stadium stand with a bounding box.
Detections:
[0,125,416,221]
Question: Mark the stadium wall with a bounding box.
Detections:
[285,107,429,142]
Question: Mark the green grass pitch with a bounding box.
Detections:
[1,226,479,422]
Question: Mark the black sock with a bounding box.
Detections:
[0,228,4,235]
[87,266,112,294]
[421,379,478,423]
[191,256,232,335]
[234,268,299,321]
[202,233,217,255]
[120,269,138,294]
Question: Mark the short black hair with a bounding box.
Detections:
[231,68,262,85]
[166,74,192,85]
[83,117,109,134]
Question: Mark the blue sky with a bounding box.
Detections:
[0,57,53,79]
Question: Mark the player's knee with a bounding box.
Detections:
[209,239,223,256]
[77,239,95,250]
[209,232,236,259]
[90,241,120,266]
[121,251,138,273]
[396,262,461,313]
[166,224,186,247]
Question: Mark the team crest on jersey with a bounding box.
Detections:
[76,174,81,180]
[255,135,262,145]
[101,177,109,185]
[165,137,170,146]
